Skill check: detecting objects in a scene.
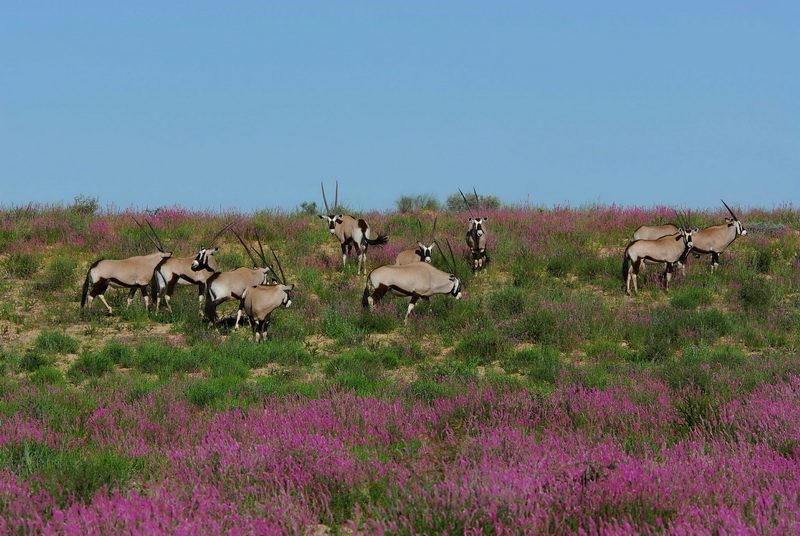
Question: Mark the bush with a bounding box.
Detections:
[395,194,441,213]
[34,330,80,354]
[738,278,772,310]
[2,252,39,279]
[502,345,562,383]
[21,350,52,372]
[70,194,100,215]
[30,366,66,386]
[487,287,527,317]
[670,286,713,309]
[39,256,78,291]
[185,377,245,407]
[454,328,507,365]
[446,191,501,212]
[67,352,115,381]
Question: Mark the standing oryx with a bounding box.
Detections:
[630,211,697,273]
[81,217,172,314]
[236,248,294,342]
[623,227,695,295]
[460,188,489,272]
[203,232,272,323]
[319,182,389,274]
[690,200,748,273]
[395,217,437,265]
[363,240,462,323]
[151,220,238,313]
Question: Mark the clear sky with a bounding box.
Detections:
[2,1,798,213]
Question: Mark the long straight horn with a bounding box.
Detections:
[270,247,288,285]
[473,187,481,213]
[233,230,260,268]
[334,181,339,212]
[321,183,330,213]
[445,238,458,278]
[132,216,165,253]
[431,216,438,243]
[255,230,268,267]
[721,199,739,221]
[458,189,476,216]
[208,218,240,246]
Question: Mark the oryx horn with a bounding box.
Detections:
[721,199,739,221]
[233,229,261,268]
[132,215,166,253]
[321,182,330,213]
[458,188,477,216]
[270,247,288,285]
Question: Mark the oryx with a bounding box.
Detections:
[460,188,489,271]
[80,217,171,314]
[203,231,272,323]
[363,240,462,324]
[690,200,748,273]
[631,211,697,273]
[623,228,695,295]
[236,248,294,342]
[151,220,238,312]
[319,182,389,274]
[395,217,437,265]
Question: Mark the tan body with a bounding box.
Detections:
[204,267,271,322]
[395,243,434,266]
[632,224,679,242]
[320,213,388,274]
[690,219,747,272]
[235,284,294,342]
[362,262,462,323]
[81,252,172,314]
[153,249,218,312]
[623,230,693,295]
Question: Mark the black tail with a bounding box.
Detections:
[622,250,630,284]
[80,269,91,308]
[365,234,389,246]
[362,285,371,308]
[150,276,159,306]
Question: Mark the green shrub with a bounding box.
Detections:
[30,366,66,386]
[208,355,249,379]
[39,256,78,291]
[34,330,80,354]
[502,345,562,383]
[738,278,772,310]
[454,327,507,365]
[487,287,527,317]
[585,340,632,362]
[101,341,136,368]
[67,352,115,381]
[185,377,245,407]
[513,308,559,346]
[395,194,441,212]
[21,350,52,372]
[670,286,713,309]
[2,252,39,279]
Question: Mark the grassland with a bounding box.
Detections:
[1,201,799,534]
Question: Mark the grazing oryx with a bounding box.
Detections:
[203,232,272,323]
[236,248,294,342]
[81,217,171,314]
[623,228,695,295]
[151,221,238,312]
[690,200,748,273]
[631,212,697,273]
[461,188,489,272]
[363,240,462,323]
[395,217,437,265]
[319,182,389,274]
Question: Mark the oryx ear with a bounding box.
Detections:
[430,242,436,249]
[482,217,488,222]
[418,242,425,249]
[318,214,326,219]
[468,217,474,223]
[212,247,219,253]
[336,216,344,223]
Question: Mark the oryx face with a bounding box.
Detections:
[191,247,218,271]
[468,217,487,237]
[319,214,344,234]
[450,276,463,299]
[726,218,747,236]
[680,228,695,250]
[418,242,435,263]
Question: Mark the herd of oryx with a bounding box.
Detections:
[78,185,746,341]
[79,185,485,340]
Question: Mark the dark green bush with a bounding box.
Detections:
[39,256,78,291]
[2,252,39,279]
[68,352,115,381]
[502,345,562,383]
[670,287,713,309]
[454,327,507,365]
[738,278,772,310]
[34,331,80,354]
[21,350,52,372]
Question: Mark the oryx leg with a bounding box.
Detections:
[197,283,206,310]
[163,277,179,313]
[711,252,720,273]
[368,284,389,309]
[341,243,348,269]
[354,243,364,274]
[665,263,674,291]
[404,295,421,324]
[251,318,258,341]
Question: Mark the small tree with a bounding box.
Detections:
[395,194,441,213]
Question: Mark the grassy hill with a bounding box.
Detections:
[1,202,799,533]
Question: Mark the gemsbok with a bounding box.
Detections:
[236,248,294,342]
[363,240,462,323]
[690,200,748,273]
[631,211,697,273]
[395,217,437,265]
[461,188,489,272]
[319,182,389,274]
[623,227,695,295]
[81,217,172,314]
[203,231,272,323]
[151,220,238,313]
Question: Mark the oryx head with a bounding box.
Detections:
[468,217,488,237]
[678,227,695,250]
[417,242,436,263]
[449,275,463,299]
[722,200,747,237]
[191,247,219,271]
[319,181,343,234]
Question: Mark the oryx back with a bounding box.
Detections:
[632,224,679,242]
[623,229,694,295]
[395,243,435,266]
[82,251,171,314]
[153,247,219,312]
[240,284,294,342]
[204,267,270,322]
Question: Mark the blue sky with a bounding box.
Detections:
[2,2,798,212]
